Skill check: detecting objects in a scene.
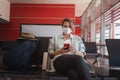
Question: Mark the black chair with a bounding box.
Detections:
[84,42,101,65]
[105,39,120,78]
[0,38,51,80]
[0,41,16,54]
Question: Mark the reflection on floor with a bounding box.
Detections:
[86,56,118,80]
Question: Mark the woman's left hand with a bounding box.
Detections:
[69,46,76,52]
[69,46,84,57]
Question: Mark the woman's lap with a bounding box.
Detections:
[53,54,83,74]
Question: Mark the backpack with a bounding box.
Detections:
[3,39,39,70]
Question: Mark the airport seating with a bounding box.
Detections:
[0,37,96,80]
[105,39,120,78]
[0,37,50,80]
[84,42,101,65]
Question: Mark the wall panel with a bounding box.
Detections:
[0,4,75,41]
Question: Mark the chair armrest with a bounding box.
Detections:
[42,52,48,70]
[85,53,101,57]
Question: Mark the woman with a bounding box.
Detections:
[48,18,92,80]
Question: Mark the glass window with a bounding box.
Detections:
[95,17,101,43]
[114,20,120,38]
[105,25,110,39]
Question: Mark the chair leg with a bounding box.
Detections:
[93,56,99,65]
[93,60,97,65]
[41,70,46,80]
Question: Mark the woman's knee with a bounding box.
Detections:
[73,55,84,64]
[74,55,83,60]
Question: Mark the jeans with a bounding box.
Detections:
[53,54,92,80]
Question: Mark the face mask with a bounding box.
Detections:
[62,28,72,35]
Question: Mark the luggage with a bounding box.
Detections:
[3,39,39,70]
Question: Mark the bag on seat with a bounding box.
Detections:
[3,39,39,70]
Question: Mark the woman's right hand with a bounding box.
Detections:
[53,47,69,56]
[60,47,69,54]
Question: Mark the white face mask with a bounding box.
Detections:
[62,28,72,35]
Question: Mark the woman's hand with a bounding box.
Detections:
[69,46,84,57]
[69,46,76,52]
[53,47,69,56]
[53,46,84,57]
[60,47,69,53]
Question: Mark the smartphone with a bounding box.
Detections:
[64,43,70,50]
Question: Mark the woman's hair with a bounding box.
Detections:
[61,18,75,31]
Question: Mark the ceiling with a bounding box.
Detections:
[9,0,92,17]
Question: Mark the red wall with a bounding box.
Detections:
[75,27,81,36]
[75,16,81,25]
[0,4,82,41]
[74,16,81,36]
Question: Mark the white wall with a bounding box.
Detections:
[21,24,62,37]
